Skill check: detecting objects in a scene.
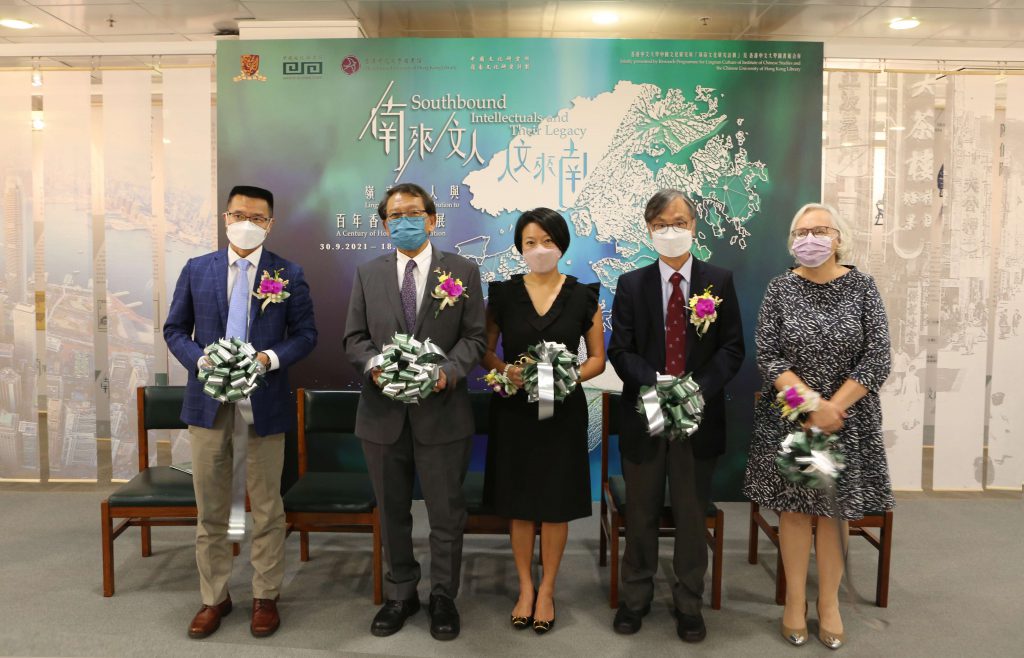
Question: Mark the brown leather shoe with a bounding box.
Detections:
[188,595,232,639]
[251,597,280,637]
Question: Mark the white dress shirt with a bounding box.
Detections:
[396,241,433,315]
[659,256,693,324]
[197,246,279,371]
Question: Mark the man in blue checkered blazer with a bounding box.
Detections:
[164,185,317,640]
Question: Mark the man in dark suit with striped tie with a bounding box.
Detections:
[608,189,744,642]
[164,185,317,639]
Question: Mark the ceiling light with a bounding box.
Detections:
[889,17,920,30]
[0,18,36,30]
[592,11,619,26]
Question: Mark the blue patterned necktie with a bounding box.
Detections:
[401,259,418,333]
[226,258,251,340]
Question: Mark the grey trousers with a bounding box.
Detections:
[362,420,472,601]
[620,437,716,615]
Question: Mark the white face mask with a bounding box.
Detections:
[651,227,693,259]
[226,220,268,251]
[522,245,562,274]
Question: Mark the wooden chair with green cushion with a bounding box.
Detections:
[101,386,201,596]
[284,389,382,604]
[747,503,894,607]
[597,391,725,610]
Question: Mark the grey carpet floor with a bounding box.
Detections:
[0,489,1021,657]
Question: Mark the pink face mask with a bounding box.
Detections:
[791,234,834,268]
[523,245,562,274]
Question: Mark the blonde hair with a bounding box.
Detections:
[787,202,851,263]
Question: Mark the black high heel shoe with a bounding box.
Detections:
[533,598,555,635]
[511,589,535,630]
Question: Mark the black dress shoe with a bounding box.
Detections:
[675,610,707,643]
[532,599,555,635]
[428,593,461,641]
[370,597,420,637]
[612,603,650,635]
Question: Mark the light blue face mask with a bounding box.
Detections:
[388,215,429,251]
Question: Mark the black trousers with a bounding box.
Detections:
[620,436,716,615]
[362,419,472,600]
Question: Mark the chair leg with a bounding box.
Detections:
[609,513,620,609]
[140,523,152,557]
[711,510,724,610]
[300,530,310,562]
[599,499,608,567]
[372,508,384,605]
[101,500,115,597]
[876,511,893,607]
[748,502,760,564]
[775,545,786,605]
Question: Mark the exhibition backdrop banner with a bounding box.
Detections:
[216,38,823,499]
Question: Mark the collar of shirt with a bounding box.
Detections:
[658,256,692,287]
[228,245,262,271]
[396,241,432,273]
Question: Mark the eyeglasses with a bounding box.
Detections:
[386,210,429,221]
[790,226,838,239]
[224,211,272,227]
[650,223,693,235]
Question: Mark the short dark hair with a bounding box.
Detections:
[643,189,696,224]
[377,183,436,221]
[514,208,571,254]
[227,185,274,214]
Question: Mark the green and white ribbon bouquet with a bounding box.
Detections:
[366,332,448,404]
[198,337,266,403]
[776,428,845,490]
[636,373,705,440]
[519,341,580,420]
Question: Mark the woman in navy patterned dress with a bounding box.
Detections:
[743,203,893,650]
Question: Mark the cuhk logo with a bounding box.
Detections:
[233,54,267,82]
[341,55,360,76]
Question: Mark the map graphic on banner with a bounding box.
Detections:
[217,39,823,498]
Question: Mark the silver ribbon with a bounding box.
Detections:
[227,398,254,542]
[536,362,554,420]
[795,449,844,481]
[640,373,674,435]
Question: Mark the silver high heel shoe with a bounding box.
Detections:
[816,601,845,650]
[780,602,808,646]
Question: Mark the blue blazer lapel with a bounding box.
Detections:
[414,248,442,335]
[642,262,666,372]
[213,249,229,330]
[248,249,272,331]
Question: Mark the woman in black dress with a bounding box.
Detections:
[744,203,893,650]
[482,208,605,634]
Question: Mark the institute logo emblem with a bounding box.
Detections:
[233,54,267,82]
[341,55,360,76]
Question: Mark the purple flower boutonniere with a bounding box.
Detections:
[430,268,469,318]
[252,268,290,313]
[687,285,723,338]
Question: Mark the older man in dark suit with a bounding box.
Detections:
[344,183,486,641]
[608,189,744,642]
